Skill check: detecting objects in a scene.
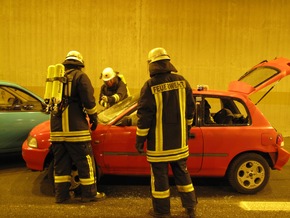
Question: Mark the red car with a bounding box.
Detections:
[22,57,290,194]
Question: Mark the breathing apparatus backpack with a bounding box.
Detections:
[117,73,130,96]
[44,64,71,115]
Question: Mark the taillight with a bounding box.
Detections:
[276,134,284,147]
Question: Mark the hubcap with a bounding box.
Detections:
[237,160,265,189]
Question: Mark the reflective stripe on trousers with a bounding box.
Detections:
[150,159,197,214]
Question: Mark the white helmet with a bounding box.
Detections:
[101,67,116,81]
[65,50,84,63]
[147,47,170,64]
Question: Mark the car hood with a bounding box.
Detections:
[228,57,290,102]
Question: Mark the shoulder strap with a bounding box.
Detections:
[63,69,77,97]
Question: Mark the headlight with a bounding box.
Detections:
[27,135,38,148]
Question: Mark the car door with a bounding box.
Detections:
[98,110,149,175]
[0,85,48,153]
[187,97,204,174]
[196,95,253,177]
[99,104,205,176]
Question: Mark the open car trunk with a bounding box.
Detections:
[228,57,290,104]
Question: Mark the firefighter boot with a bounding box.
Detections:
[80,185,106,203]
[55,182,71,203]
[186,206,197,218]
[148,208,171,218]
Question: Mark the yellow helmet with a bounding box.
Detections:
[101,67,116,81]
[147,47,170,64]
[65,50,84,64]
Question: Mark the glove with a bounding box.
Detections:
[101,95,108,102]
[88,114,98,131]
[135,142,144,154]
[100,100,108,108]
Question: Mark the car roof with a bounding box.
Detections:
[0,80,25,88]
[192,89,246,99]
[0,80,44,102]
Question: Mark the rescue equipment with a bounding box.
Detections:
[44,64,67,114]
[197,85,209,91]
[44,65,55,104]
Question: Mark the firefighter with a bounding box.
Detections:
[50,50,105,203]
[135,47,198,217]
[99,67,129,108]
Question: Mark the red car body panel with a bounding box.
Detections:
[22,120,51,170]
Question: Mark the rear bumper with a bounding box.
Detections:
[22,140,49,171]
[273,147,290,170]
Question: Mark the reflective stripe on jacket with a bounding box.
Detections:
[50,69,97,142]
[136,72,195,162]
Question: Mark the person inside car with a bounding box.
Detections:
[204,100,216,124]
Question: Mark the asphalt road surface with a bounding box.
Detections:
[0,138,290,218]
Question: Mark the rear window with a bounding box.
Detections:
[238,67,280,88]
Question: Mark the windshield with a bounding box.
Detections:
[98,93,139,124]
[238,67,280,88]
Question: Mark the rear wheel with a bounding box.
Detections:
[227,153,270,194]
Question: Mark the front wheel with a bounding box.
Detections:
[227,153,270,194]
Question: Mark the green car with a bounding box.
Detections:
[0,80,49,154]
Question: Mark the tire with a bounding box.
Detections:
[227,153,270,194]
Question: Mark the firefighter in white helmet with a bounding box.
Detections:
[99,67,129,108]
[136,47,198,217]
[50,50,105,203]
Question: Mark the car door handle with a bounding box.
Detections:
[94,140,100,144]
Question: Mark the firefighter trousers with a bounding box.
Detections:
[52,142,97,201]
[150,158,197,214]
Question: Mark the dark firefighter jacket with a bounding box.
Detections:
[136,60,195,163]
[50,66,98,142]
[99,76,128,107]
